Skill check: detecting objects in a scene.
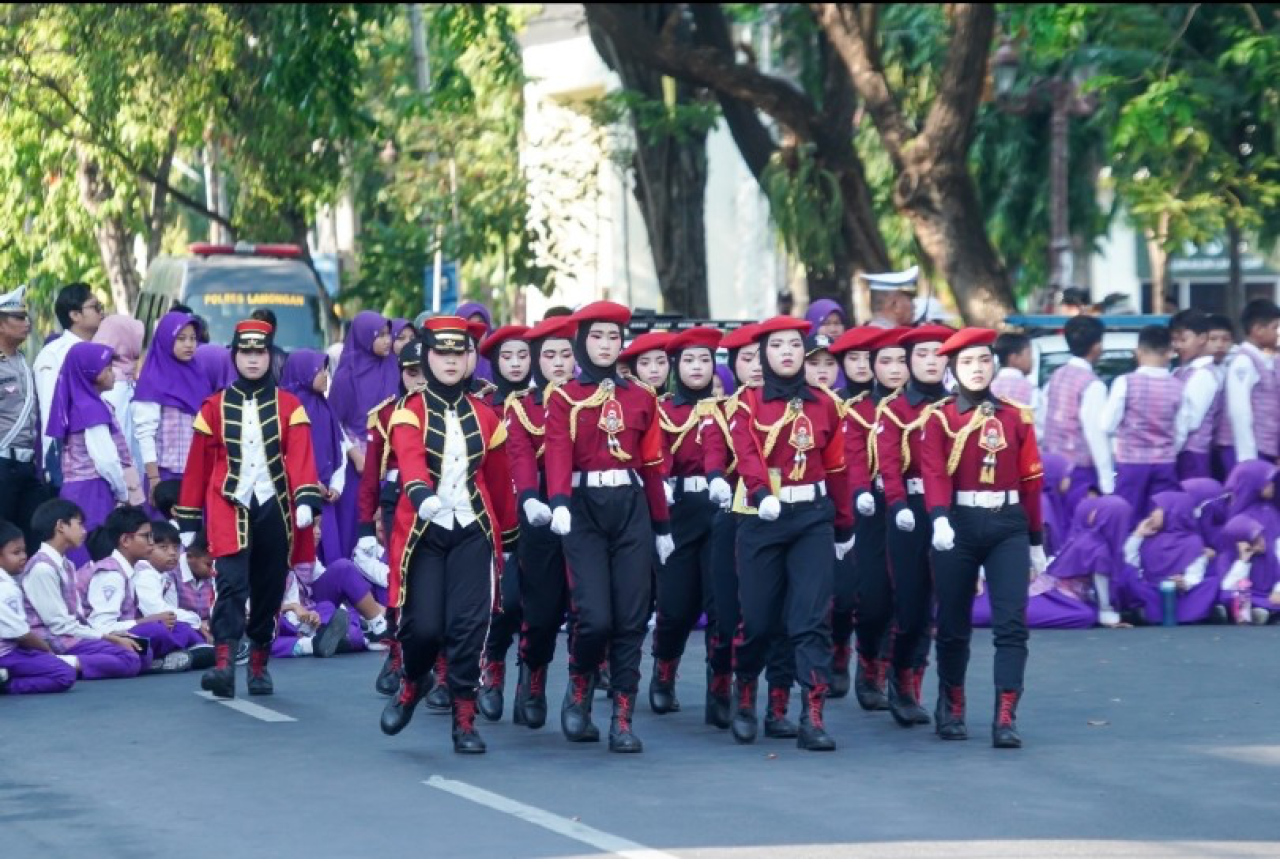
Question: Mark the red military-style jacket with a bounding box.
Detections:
[919,394,1045,542]
[386,388,518,609]
[842,390,879,499]
[544,376,670,531]
[728,385,854,538]
[176,385,323,564]
[876,386,945,512]
[505,385,552,504]
[357,395,400,539]
[658,393,730,481]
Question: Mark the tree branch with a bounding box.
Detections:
[918,4,996,159]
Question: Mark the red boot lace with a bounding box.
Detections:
[912,667,927,703]
[896,669,916,702]
[528,666,547,697]
[570,672,590,705]
[833,644,852,672]
[248,647,269,678]
[398,679,420,707]
[455,698,478,732]
[656,659,678,686]
[737,680,756,711]
[484,660,505,689]
[388,640,403,673]
[615,692,633,732]
[874,659,890,689]
[997,691,1018,727]
[709,673,732,698]
[946,686,965,719]
[214,643,231,670]
[768,688,789,721]
[807,685,828,729]
[434,654,448,685]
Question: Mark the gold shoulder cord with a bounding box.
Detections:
[843,395,878,476]
[900,397,953,471]
[506,394,546,456]
[753,400,803,459]
[552,383,632,462]
[659,403,700,454]
[943,406,987,475]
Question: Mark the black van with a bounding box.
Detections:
[135,243,332,350]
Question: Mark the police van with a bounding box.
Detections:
[135,243,332,350]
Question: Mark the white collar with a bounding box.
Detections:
[111,550,136,579]
[1190,355,1215,369]
[1067,356,1094,370]
[1134,366,1170,377]
[1241,341,1266,358]
[38,542,66,570]
[996,367,1025,378]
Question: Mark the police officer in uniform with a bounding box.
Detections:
[919,328,1046,749]
[0,286,45,547]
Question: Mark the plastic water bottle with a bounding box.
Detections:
[1159,579,1178,627]
[1235,581,1253,625]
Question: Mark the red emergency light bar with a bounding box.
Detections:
[189,242,303,259]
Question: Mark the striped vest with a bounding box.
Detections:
[1043,363,1097,467]
[1241,348,1280,457]
[157,405,195,472]
[21,550,83,652]
[1175,364,1223,455]
[172,565,215,621]
[1115,372,1185,463]
[61,422,132,483]
[77,556,137,623]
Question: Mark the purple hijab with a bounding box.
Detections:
[1047,495,1133,580]
[1212,514,1278,595]
[1225,460,1280,538]
[280,349,343,485]
[805,299,848,387]
[194,344,235,392]
[46,342,115,440]
[1137,492,1205,583]
[381,318,414,396]
[329,311,393,437]
[456,301,493,382]
[1041,453,1072,555]
[1180,477,1229,540]
[134,311,208,414]
[714,364,736,398]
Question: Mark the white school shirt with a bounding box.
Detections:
[429,407,477,530]
[33,330,82,456]
[1225,342,1272,461]
[233,396,277,507]
[1044,357,1114,493]
[1124,535,1206,587]
[129,400,163,467]
[134,559,202,629]
[1101,366,1193,453]
[0,570,31,642]
[86,551,140,634]
[1180,356,1221,441]
[84,424,129,502]
[22,543,102,641]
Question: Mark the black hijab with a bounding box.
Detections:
[905,342,948,403]
[491,337,532,404]
[672,346,716,406]
[573,321,625,387]
[760,332,815,402]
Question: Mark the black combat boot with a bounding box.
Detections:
[829,643,852,699]
[381,677,424,735]
[608,691,644,753]
[452,697,487,754]
[853,654,890,711]
[246,644,273,696]
[424,654,452,712]
[561,670,599,742]
[648,657,680,714]
[704,668,731,729]
[514,664,549,728]
[992,688,1023,749]
[763,686,799,738]
[375,640,403,697]
[889,666,930,727]
[200,640,237,699]
[935,681,968,741]
[477,659,506,722]
[730,677,758,744]
[797,685,837,751]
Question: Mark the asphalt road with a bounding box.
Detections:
[4,625,1279,858]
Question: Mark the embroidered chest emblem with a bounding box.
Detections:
[788,399,814,480]
[596,379,631,461]
[977,402,1006,484]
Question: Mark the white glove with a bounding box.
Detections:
[180,531,195,548]
[656,534,675,564]
[356,535,380,558]
[895,508,916,532]
[932,516,956,552]
[295,506,314,529]
[835,535,856,561]
[708,477,732,509]
[417,495,443,521]
[856,493,876,517]
[1030,545,1048,575]
[757,495,781,522]
[550,506,572,536]
[663,480,676,507]
[523,498,553,527]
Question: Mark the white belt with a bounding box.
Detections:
[778,481,827,504]
[0,447,35,463]
[906,477,924,495]
[667,476,708,493]
[572,469,633,488]
[954,490,1019,509]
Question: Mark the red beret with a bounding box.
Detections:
[863,327,912,352]
[754,316,812,342]
[898,323,957,348]
[526,315,577,342]
[570,300,631,327]
[619,331,672,362]
[465,320,488,342]
[829,326,882,355]
[938,327,998,357]
[667,326,722,354]
[479,325,530,359]
[720,323,761,350]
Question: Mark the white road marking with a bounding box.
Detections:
[195,691,297,722]
[425,775,679,859]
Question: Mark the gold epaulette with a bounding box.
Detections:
[473,379,497,398]
[366,395,396,430]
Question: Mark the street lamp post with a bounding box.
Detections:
[992,38,1097,313]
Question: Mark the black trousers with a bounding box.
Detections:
[932,505,1031,691]
[563,484,652,694]
[735,499,834,690]
[711,512,795,685]
[652,491,717,663]
[886,496,934,670]
[852,492,893,661]
[0,458,50,552]
[483,552,522,664]
[831,551,856,649]
[517,515,567,669]
[398,521,493,696]
[212,499,291,646]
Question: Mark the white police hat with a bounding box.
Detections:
[859,266,919,294]
[0,284,27,314]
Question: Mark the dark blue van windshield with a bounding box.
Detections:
[181,260,327,352]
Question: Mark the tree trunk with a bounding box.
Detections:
[587,5,711,318]
[1226,217,1244,324]
[76,151,141,313]
[145,130,178,267]
[1144,219,1170,315]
